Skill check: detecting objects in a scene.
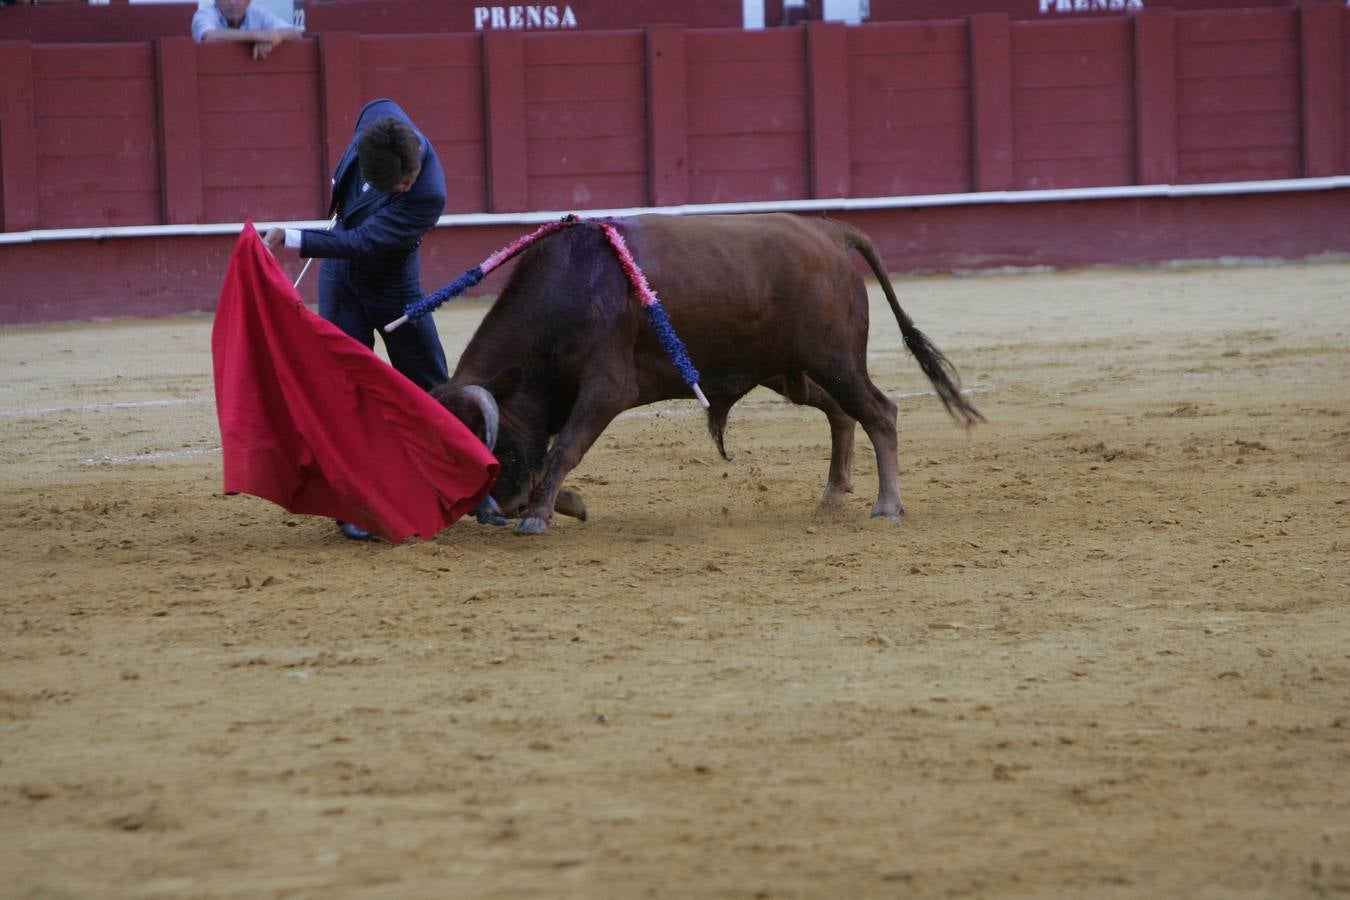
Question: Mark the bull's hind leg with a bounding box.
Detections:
[809,370,904,522]
[763,373,856,510]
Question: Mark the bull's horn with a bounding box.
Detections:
[461,385,499,452]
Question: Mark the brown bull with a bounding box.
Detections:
[432,213,983,534]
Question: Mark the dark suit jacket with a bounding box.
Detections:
[301,98,446,299]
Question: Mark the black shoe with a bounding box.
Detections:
[474,497,508,527]
[336,520,374,541]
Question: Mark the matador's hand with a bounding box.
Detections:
[261,227,287,254]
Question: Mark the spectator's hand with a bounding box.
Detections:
[252,39,277,60]
[261,228,287,254]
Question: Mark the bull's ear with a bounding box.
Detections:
[482,365,524,403]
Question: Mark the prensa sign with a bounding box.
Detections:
[1038,0,1144,12]
[474,5,580,29]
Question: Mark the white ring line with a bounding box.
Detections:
[618,384,996,419]
[13,385,993,421]
[72,386,995,464]
[1,396,213,418]
[81,447,222,466]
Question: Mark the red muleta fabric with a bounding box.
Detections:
[211,225,498,542]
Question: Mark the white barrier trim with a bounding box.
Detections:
[3,176,1348,245]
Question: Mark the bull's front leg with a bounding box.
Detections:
[514,392,628,535]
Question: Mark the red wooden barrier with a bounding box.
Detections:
[34,44,160,228]
[3,0,1326,43]
[971,14,1015,190]
[807,21,850,198]
[1134,9,1178,184]
[0,0,744,43]
[868,0,1302,22]
[1176,8,1301,183]
[5,9,1345,231]
[1010,18,1135,189]
[687,28,808,203]
[0,3,197,44]
[302,0,744,35]
[1299,2,1344,177]
[158,36,204,225]
[1,8,1348,324]
[647,24,690,206]
[485,30,528,212]
[522,30,647,210]
[845,21,972,196]
[0,41,39,232]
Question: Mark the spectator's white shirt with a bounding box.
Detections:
[191,4,299,42]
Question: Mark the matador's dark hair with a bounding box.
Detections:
[356,116,422,192]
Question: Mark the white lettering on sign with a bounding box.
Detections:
[1038,0,1141,11]
[473,6,580,29]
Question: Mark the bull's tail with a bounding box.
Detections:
[834,221,984,427]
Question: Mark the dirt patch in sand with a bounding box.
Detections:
[2,261,1348,898]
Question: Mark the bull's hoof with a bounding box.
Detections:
[512,516,550,535]
[336,520,375,541]
[555,488,588,521]
[869,505,905,524]
[473,497,509,526]
[814,496,850,520]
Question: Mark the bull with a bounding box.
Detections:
[431,213,983,534]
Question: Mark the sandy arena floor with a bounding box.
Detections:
[1,261,1348,899]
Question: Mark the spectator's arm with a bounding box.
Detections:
[197,27,297,44]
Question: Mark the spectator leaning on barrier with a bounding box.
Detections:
[192,0,301,60]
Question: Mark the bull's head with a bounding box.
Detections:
[431,367,545,517]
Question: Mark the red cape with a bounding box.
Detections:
[211,225,497,542]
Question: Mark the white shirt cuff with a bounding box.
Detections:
[285,228,303,249]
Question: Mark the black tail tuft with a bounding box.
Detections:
[706,402,732,460]
[833,219,984,428]
[900,321,985,427]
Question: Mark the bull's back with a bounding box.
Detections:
[473,212,865,395]
[619,214,859,345]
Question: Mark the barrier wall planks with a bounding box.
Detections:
[1,8,1348,323]
[685,28,809,204]
[1175,8,1301,182]
[1343,9,1350,169]
[1009,18,1135,189]
[1298,2,1344,177]
[523,31,648,210]
[846,22,972,197]
[867,0,1299,21]
[0,0,746,44]
[32,45,160,229]
[302,0,745,37]
[197,42,325,222]
[5,10,1346,231]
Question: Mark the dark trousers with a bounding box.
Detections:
[318,258,449,391]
